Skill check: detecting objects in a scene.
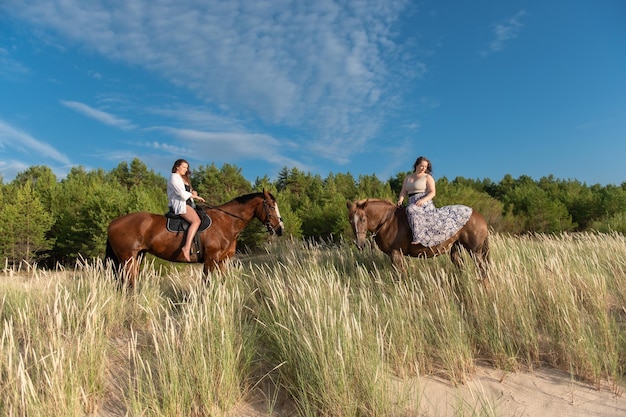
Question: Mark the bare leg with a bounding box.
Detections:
[180,209,201,262]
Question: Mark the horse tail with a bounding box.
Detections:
[476,232,491,278]
[105,238,120,270]
[481,233,490,264]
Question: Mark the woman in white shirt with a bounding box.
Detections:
[167,159,205,261]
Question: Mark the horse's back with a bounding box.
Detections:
[108,212,164,236]
[391,204,488,256]
[107,212,171,260]
[464,210,489,242]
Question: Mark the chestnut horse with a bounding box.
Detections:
[106,190,284,287]
[346,199,490,278]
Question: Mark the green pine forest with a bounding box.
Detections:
[1,158,625,267]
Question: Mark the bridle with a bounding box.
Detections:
[262,198,283,235]
[351,209,369,243]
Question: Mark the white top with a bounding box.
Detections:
[404,174,428,194]
[167,173,193,214]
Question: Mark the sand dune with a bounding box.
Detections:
[404,364,625,417]
[238,364,626,416]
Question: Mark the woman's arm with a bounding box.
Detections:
[190,189,205,203]
[397,176,409,206]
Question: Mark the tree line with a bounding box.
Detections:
[0,158,624,267]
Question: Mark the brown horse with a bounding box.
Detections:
[106,190,284,287]
[346,199,490,278]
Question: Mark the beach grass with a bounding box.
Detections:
[1,232,624,416]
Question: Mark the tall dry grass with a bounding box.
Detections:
[0,232,624,416]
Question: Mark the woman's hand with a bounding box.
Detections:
[192,191,205,202]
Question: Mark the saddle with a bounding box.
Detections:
[165,208,212,258]
[165,208,212,233]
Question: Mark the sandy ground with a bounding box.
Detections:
[236,364,626,416]
[410,365,625,417]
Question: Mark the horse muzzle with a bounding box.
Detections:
[266,219,284,236]
[354,234,367,250]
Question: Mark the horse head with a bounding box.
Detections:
[261,189,284,236]
[346,199,370,250]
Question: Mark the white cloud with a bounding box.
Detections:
[60,100,137,130]
[484,10,527,54]
[151,127,301,168]
[0,159,30,182]
[0,119,71,165]
[0,47,31,78]
[3,0,416,163]
[146,105,245,132]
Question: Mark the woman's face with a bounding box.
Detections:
[416,160,428,173]
[177,162,189,175]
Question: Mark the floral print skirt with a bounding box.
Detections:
[406,193,473,247]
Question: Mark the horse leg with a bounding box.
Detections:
[202,260,214,285]
[131,257,143,288]
[120,257,140,290]
[202,258,225,285]
[473,235,490,281]
[390,249,407,276]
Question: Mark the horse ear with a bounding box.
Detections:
[262,188,275,201]
[346,201,354,210]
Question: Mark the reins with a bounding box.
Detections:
[199,198,282,234]
[370,205,397,238]
[200,203,247,221]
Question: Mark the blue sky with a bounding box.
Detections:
[1,0,625,186]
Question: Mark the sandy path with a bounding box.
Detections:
[236,364,626,416]
[409,365,625,417]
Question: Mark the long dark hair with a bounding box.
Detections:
[412,156,432,174]
[171,158,189,173]
[171,159,193,187]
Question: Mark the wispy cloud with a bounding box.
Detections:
[3,0,417,164]
[60,100,136,130]
[483,10,527,55]
[0,119,71,165]
[146,105,245,132]
[150,127,301,168]
[0,47,31,78]
[0,160,30,181]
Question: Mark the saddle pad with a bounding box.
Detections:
[165,209,212,233]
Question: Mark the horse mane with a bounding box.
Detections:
[233,191,276,204]
[355,198,395,207]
